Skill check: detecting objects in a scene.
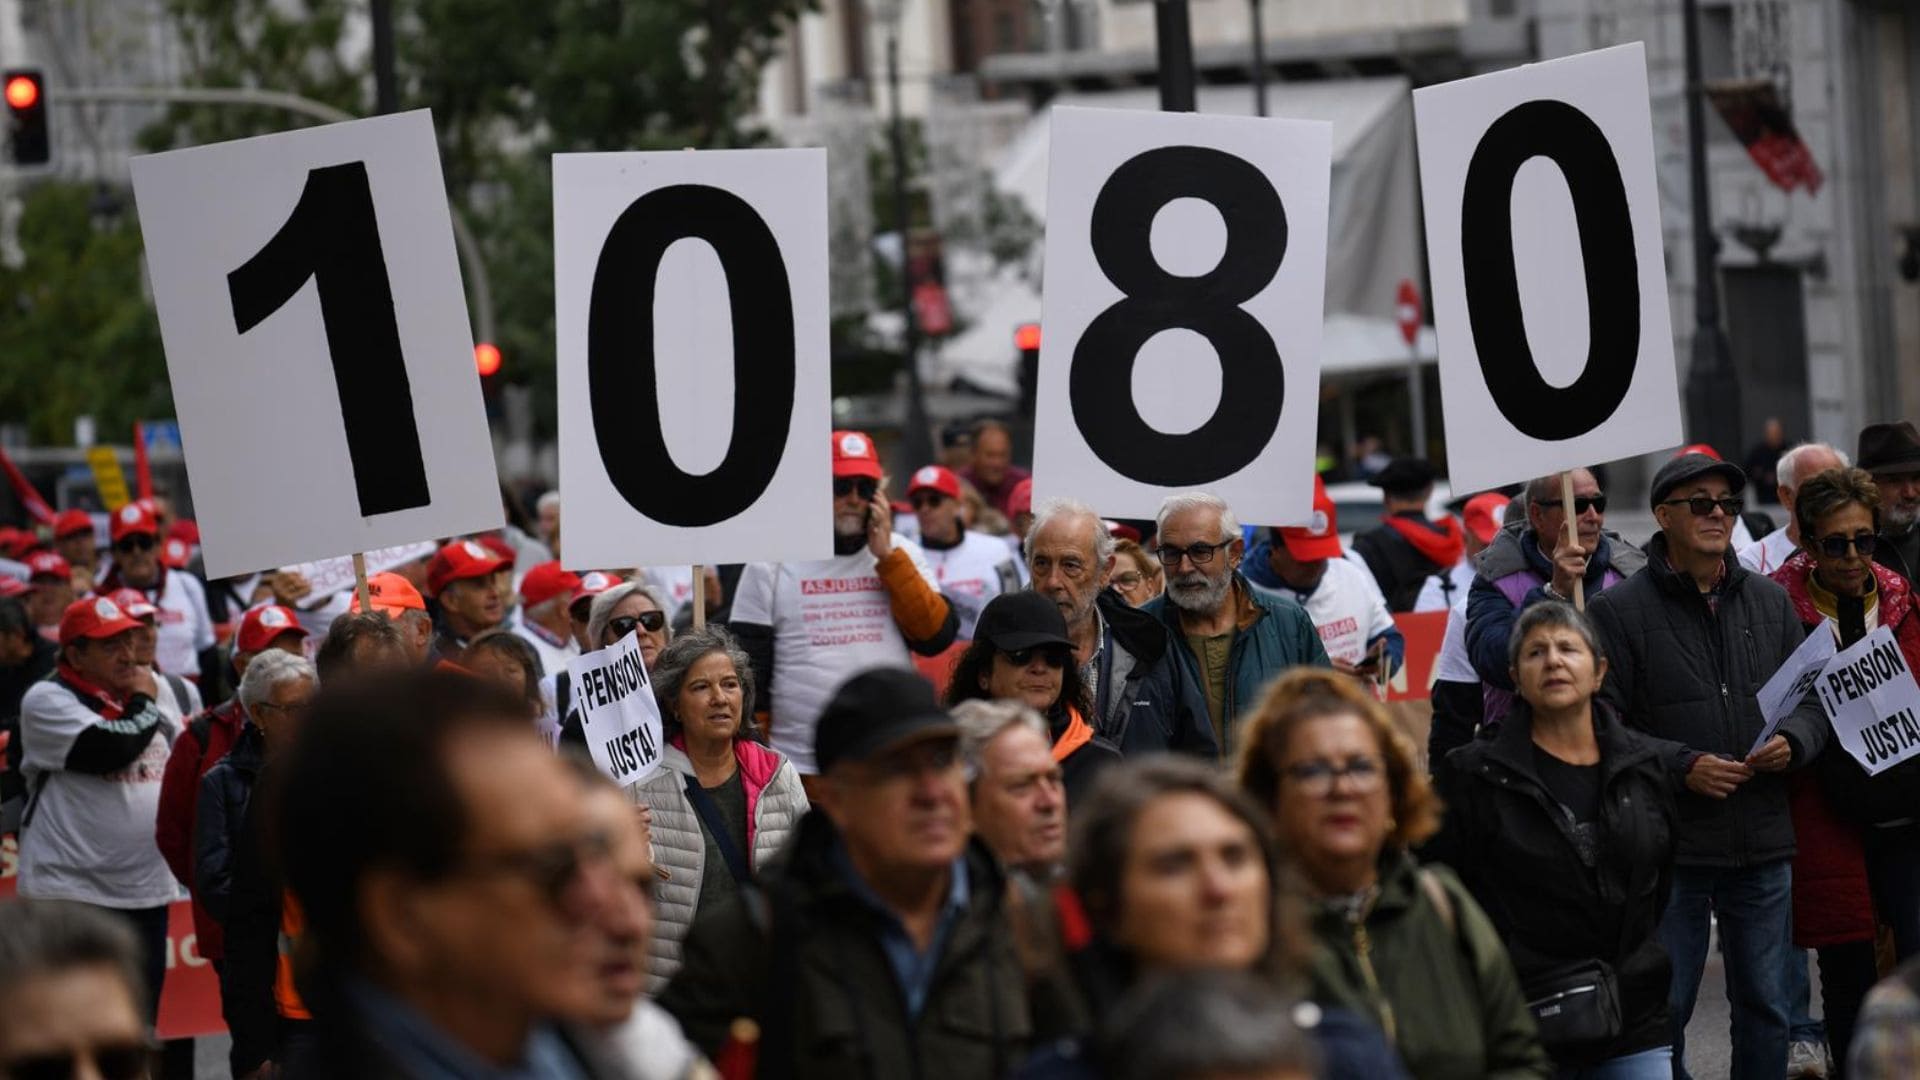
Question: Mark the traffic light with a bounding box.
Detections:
[1015,322,1041,413]
[4,70,48,166]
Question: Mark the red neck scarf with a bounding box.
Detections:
[56,660,127,717]
[1383,513,1466,568]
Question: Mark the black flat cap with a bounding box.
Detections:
[1366,457,1437,496]
[1649,452,1747,509]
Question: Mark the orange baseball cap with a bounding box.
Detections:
[350,572,428,617]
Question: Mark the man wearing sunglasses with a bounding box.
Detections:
[94,502,216,688]
[1587,452,1832,1079]
[0,899,154,1080]
[731,431,957,789]
[1466,467,1647,726]
[908,465,1021,640]
[1859,421,1920,587]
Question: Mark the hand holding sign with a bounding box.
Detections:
[1815,626,1920,777]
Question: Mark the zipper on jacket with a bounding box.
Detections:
[1349,918,1397,1044]
[1702,597,1749,864]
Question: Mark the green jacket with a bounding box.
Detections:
[1307,850,1551,1080]
[659,809,1033,1080]
[1146,572,1331,755]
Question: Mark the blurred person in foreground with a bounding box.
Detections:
[953,699,1066,880]
[312,610,410,684]
[462,628,549,730]
[1091,971,1322,1080]
[0,898,152,1080]
[661,667,1034,1077]
[1237,668,1550,1079]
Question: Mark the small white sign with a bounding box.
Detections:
[566,631,666,786]
[554,149,833,571]
[1815,626,1920,777]
[1415,44,1683,494]
[1749,624,1838,756]
[282,542,439,601]
[1033,107,1332,525]
[131,111,502,579]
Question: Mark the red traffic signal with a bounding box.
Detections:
[1014,322,1042,353]
[4,75,38,109]
[4,70,48,166]
[474,342,502,377]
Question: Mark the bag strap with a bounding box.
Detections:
[684,774,752,884]
[164,674,189,717]
[1418,868,1458,938]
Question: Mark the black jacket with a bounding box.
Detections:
[1432,701,1679,1065]
[1090,589,1217,759]
[1352,515,1451,613]
[1586,534,1831,867]
[193,721,264,925]
[661,810,1034,1079]
[222,758,284,1076]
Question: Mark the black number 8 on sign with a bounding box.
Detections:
[1069,145,1288,487]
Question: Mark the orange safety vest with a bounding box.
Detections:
[274,890,312,1021]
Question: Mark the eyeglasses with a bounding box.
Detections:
[1550,495,1608,515]
[2,1040,155,1080]
[1660,495,1744,518]
[1815,532,1879,559]
[1154,539,1233,568]
[113,534,155,554]
[608,611,666,638]
[456,829,613,907]
[252,699,313,719]
[909,493,949,511]
[833,477,879,500]
[1112,571,1147,589]
[1281,756,1385,797]
[999,645,1071,669]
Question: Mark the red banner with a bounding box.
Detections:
[0,444,55,525]
[133,421,154,502]
[1706,80,1824,195]
[1385,611,1449,702]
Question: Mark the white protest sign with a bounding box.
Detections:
[1748,624,1838,757]
[1814,626,1920,776]
[131,111,501,579]
[282,542,438,601]
[1033,107,1332,525]
[566,631,666,787]
[555,149,832,570]
[1415,43,1683,494]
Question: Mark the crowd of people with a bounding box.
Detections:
[3,415,1920,1080]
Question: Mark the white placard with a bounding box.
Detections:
[555,149,832,570]
[132,111,502,579]
[283,542,439,601]
[566,631,665,786]
[1815,626,1920,776]
[1748,623,1838,757]
[1415,44,1683,494]
[1033,107,1332,525]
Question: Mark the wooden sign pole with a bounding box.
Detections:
[691,564,706,631]
[352,552,373,615]
[1561,473,1585,611]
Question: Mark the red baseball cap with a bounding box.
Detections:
[1461,493,1512,546]
[0,528,36,560]
[475,533,518,569]
[52,510,94,540]
[58,595,143,645]
[0,576,27,599]
[426,539,509,597]
[907,465,961,501]
[832,430,884,480]
[1277,477,1342,562]
[1676,443,1723,462]
[167,519,200,545]
[519,561,582,608]
[26,551,70,582]
[160,538,193,570]
[569,570,620,618]
[349,572,428,617]
[236,604,308,654]
[1009,478,1034,519]
[109,503,159,543]
[107,587,158,622]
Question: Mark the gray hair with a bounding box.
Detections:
[1097,970,1319,1080]
[0,898,147,1016]
[1155,492,1240,544]
[650,624,757,726]
[536,490,561,516]
[1777,442,1850,493]
[1524,468,1596,507]
[586,581,674,647]
[952,699,1049,783]
[1508,600,1607,673]
[239,649,316,712]
[1026,497,1115,563]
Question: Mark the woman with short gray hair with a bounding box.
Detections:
[627,626,806,992]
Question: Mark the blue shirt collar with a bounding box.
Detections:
[345,979,588,1080]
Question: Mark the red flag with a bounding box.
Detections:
[1706,80,1824,195]
[0,444,54,525]
[133,422,154,501]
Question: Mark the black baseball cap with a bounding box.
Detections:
[814,667,959,774]
[973,591,1072,653]
[1649,452,1747,509]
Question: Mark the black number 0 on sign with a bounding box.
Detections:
[1461,100,1639,442]
[227,161,433,518]
[1069,145,1288,487]
[588,184,796,528]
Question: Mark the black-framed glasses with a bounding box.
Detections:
[1281,756,1385,797]
[1154,539,1233,568]
[833,477,879,500]
[909,493,949,511]
[2,1039,155,1080]
[1661,495,1744,518]
[455,829,613,908]
[609,611,667,638]
[1000,645,1071,669]
[1815,532,1878,559]
[1551,495,1608,515]
[1112,571,1148,589]
[113,534,155,554]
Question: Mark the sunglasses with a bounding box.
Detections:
[909,493,949,511]
[1660,495,1745,518]
[113,534,156,554]
[2,1041,154,1080]
[1815,532,1879,559]
[1154,539,1233,568]
[833,477,879,500]
[1551,495,1608,515]
[1000,645,1071,669]
[608,611,667,638]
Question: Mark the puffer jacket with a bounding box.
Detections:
[1145,573,1331,755]
[1307,849,1552,1080]
[1431,701,1679,1067]
[193,719,265,926]
[631,736,806,993]
[1587,534,1831,867]
[1466,523,1645,723]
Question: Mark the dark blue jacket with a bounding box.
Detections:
[1466,525,1644,692]
[194,720,264,925]
[1090,589,1218,760]
[1145,574,1331,756]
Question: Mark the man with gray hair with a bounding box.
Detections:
[1738,442,1849,576]
[953,699,1066,877]
[1025,498,1215,759]
[0,899,152,1078]
[1143,493,1328,753]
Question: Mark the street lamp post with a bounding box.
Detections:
[1249,0,1268,117]
[875,0,937,469]
[1155,0,1197,111]
[1680,0,1743,453]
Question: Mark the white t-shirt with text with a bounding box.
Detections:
[1267,557,1398,667]
[919,532,1022,640]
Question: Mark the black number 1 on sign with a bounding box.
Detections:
[1461,100,1640,442]
[227,161,432,518]
[1069,145,1288,487]
[587,184,795,527]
